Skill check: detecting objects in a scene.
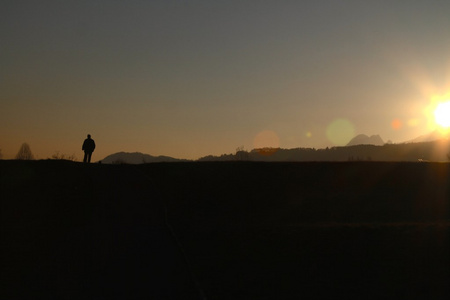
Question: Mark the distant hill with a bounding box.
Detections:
[100,152,188,164]
[198,139,450,162]
[404,130,449,144]
[346,134,384,146]
[103,132,450,164]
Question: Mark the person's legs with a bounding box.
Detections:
[87,152,92,163]
[84,152,88,163]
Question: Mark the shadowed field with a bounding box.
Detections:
[1,161,202,299]
[1,161,449,299]
[144,162,450,299]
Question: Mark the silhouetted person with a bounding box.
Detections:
[82,134,96,163]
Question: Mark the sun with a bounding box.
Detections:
[434,101,450,128]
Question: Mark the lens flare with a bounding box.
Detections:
[326,119,355,146]
[391,119,402,130]
[407,119,420,127]
[253,130,280,149]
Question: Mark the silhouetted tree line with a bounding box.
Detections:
[15,143,34,160]
[10,143,78,161]
[198,140,450,162]
[51,151,77,161]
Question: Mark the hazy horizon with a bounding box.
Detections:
[2,1,450,160]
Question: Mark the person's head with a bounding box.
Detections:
[87,134,91,139]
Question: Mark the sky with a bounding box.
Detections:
[1,0,450,160]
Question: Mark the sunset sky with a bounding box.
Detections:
[1,1,450,160]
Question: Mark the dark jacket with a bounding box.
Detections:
[82,138,96,153]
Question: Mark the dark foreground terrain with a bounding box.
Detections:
[1,161,449,299]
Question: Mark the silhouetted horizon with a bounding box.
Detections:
[100,137,450,164]
[2,2,449,162]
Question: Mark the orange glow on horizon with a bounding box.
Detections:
[253,130,280,149]
[425,93,450,132]
[434,101,450,128]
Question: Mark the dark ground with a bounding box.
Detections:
[1,161,449,299]
[1,161,202,299]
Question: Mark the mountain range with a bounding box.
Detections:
[346,130,449,147]
[346,134,384,146]
[100,131,450,163]
[403,130,449,143]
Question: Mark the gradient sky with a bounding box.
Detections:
[1,1,450,160]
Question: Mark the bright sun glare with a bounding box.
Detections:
[434,101,450,128]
